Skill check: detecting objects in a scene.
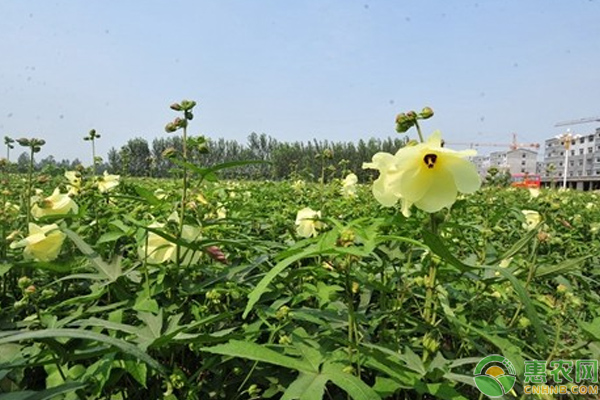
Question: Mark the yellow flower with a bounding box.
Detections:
[528,188,540,198]
[292,180,305,190]
[4,201,20,215]
[340,173,358,197]
[65,170,82,195]
[97,171,120,193]
[31,188,79,219]
[295,207,323,238]
[140,223,175,264]
[216,203,227,219]
[363,131,480,216]
[139,223,202,265]
[154,188,167,200]
[522,210,541,231]
[179,224,203,266]
[10,223,66,262]
[196,193,209,205]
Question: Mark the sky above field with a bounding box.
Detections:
[1,0,600,164]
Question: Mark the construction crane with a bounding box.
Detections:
[446,133,540,151]
[555,116,600,127]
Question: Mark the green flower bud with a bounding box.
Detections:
[18,276,33,289]
[162,147,178,159]
[165,122,177,133]
[419,106,434,119]
[180,100,197,111]
[276,305,290,320]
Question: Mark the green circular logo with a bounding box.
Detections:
[474,355,517,398]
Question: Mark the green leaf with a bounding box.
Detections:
[133,184,161,206]
[201,340,314,373]
[492,223,540,265]
[133,293,160,314]
[0,329,166,374]
[535,255,591,278]
[488,266,548,347]
[0,382,86,400]
[321,362,381,400]
[244,246,320,319]
[421,230,476,272]
[415,381,469,400]
[281,372,328,400]
[96,231,126,245]
[579,317,600,341]
[372,377,402,398]
[63,229,122,281]
[0,263,13,277]
[121,360,148,388]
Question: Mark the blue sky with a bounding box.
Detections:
[1,0,599,164]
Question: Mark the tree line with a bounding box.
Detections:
[6,133,409,182]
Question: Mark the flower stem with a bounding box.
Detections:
[414,120,425,143]
[176,124,188,268]
[26,146,34,228]
[91,138,97,177]
[422,213,439,361]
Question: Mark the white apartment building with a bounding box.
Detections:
[543,127,600,188]
[472,148,538,177]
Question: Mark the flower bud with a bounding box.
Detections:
[24,285,36,295]
[206,245,228,264]
[162,147,178,159]
[276,305,290,320]
[419,106,434,119]
[180,100,197,111]
[165,122,177,133]
[174,117,187,129]
[18,276,33,289]
[170,103,182,111]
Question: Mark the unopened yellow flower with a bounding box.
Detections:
[65,171,82,195]
[522,210,541,231]
[97,171,120,193]
[10,223,66,262]
[363,131,480,216]
[31,188,78,219]
[340,173,358,197]
[295,207,323,238]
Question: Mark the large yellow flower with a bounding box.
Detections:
[363,131,480,216]
[139,223,202,266]
[295,208,323,238]
[10,223,66,262]
[31,188,79,219]
[97,171,120,193]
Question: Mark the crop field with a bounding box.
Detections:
[1,107,599,400]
